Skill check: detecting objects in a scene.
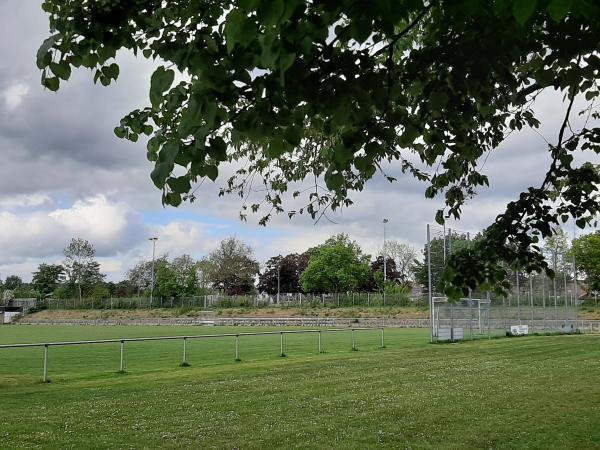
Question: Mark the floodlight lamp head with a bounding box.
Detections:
[383,218,389,223]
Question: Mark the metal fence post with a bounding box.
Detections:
[469,301,473,340]
[43,344,49,383]
[182,337,188,365]
[119,340,125,372]
[351,329,356,351]
[235,335,240,361]
[381,328,385,348]
[318,331,322,353]
[280,332,285,357]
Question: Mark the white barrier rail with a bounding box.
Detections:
[0,327,385,383]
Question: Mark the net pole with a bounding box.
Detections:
[467,233,473,339]
[542,275,546,330]
[487,292,491,339]
[516,270,521,325]
[563,260,569,328]
[427,224,433,343]
[553,251,558,328]
[530,275,534,331]
[573,253,578,306]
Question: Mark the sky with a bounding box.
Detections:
[0,2,597,282]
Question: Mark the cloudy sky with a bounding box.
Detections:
[0,2,597,282]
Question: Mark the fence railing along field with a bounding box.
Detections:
[36,292,426,310]
[0,327,386,383]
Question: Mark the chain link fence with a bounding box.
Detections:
[426,224,581,341]
[35,291,427,311]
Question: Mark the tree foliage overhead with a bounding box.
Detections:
[39,0,600,298]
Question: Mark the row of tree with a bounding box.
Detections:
[4,228,598,302]
[259,234,417,295]
[127,234,418,297]
[1,238,106,302]
[1,234,419,301]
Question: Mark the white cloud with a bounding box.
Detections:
[0,193,52,208]
[48,196,130,245]
[155,221,215,258]
[2,82,29,110]
[0,195,146,271]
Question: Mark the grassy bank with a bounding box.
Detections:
[25,305,430,320]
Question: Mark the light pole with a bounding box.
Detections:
[149,237,158,307]
[276,259,281,304]
[383,218,389,305]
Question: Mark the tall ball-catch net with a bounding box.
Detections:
[426,224,579,342]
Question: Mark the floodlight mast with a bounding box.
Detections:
[383,218,389,305]
[277,259,281,304]
[149,237,158,307]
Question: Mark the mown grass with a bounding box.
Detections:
[0,326,598,449]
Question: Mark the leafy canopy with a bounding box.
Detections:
[301,235,371,293]
[258,253,310,294]
[39,0,600,298]
[571,231,600,293]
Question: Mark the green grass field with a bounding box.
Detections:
[0,326,598,449]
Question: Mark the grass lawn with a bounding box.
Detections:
[0,326,598,449]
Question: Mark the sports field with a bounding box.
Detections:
[0,326,598,449]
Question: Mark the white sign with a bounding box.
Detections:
[510,325,529,335]
[3,311,21,324]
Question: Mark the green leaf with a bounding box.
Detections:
[160,141,180,164]
[325,171,344,191]
[204,165,218,181]
[81,53,99,69]
[547,0,571,22]
[150,162,172,188]
[114,126,126,139]
[267,140,286,158]
[333,143,353,167]
[354,156,368,172]
[435,209,445,225]
[534,69,554,87]
[208,136,227,161]
[50,61,71,80]
[42,76,60,91]
[164,191,182,206]
[279,51,296,73]
[150,66,175,108]
[168,176,191,193]
[429,91,448,110]
[180,95,203,135]
[103,63,120,80]
[225,10,244,53]
[261,0,285,27]
[284,126,302,146]
[36,34,61,69]
[513,0,537,25]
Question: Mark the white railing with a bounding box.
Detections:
[0,327,386,383]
